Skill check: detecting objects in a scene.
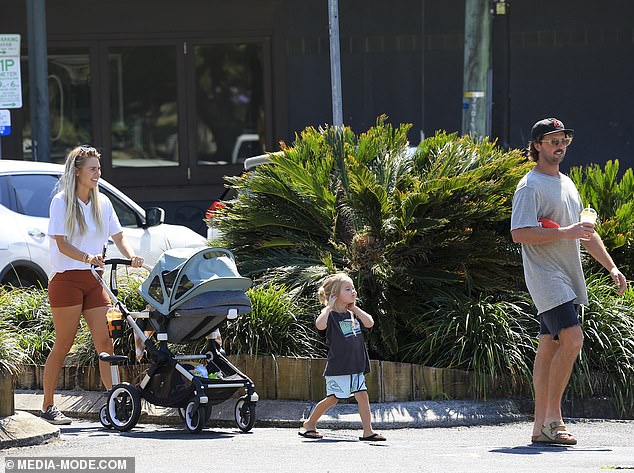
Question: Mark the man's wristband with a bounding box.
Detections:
[83,253,90,263]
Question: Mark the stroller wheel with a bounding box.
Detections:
[107,383,141,432]
[99,404,113,429]
[184,401,206,433]
[234,396,256,432]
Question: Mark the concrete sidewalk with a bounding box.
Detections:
[1,390,526,449]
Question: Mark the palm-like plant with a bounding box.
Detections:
[569,160,634,275]
[217,118,533,360]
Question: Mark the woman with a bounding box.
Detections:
[41,145,144,425]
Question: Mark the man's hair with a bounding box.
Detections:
[526,141,539,162]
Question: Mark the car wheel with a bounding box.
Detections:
[1,268,46,288]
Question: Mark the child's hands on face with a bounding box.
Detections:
[327,294,337,309]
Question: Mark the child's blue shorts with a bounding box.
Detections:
[325,373,367,399]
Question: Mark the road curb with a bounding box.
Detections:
[13,390,527,431]
[0,411,60,449]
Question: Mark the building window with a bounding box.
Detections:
[109,46,178,168]
[21,50,92,163]
[194,43,265,165]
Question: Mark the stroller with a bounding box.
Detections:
[92,247,258,433]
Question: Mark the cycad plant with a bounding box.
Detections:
[216,118,533,361]
[569,160,634,275]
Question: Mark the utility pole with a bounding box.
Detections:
[328,0,343,127]
[26,0,50,161]
[461,0,491,138]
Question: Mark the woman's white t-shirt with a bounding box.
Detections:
[48,191,123,278]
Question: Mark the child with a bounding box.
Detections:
[298,273,386,441]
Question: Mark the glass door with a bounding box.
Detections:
[192,42,267,166]
[103,42,188,186]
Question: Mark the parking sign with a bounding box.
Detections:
[0,34,22,109]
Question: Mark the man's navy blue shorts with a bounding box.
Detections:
[539,300,580,340]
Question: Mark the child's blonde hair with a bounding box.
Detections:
[318,272,353,305]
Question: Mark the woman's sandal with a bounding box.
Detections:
[540,421,577,445]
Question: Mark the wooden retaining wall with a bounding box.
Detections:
[15,356,486,402]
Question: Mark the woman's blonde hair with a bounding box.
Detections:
[59,145,103,238]
[318,272,353,305]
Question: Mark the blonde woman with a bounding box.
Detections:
[298,272,385,441]
[41,145,144,425]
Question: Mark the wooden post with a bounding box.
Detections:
[0,371,15,416]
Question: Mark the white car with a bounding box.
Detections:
[0,159,207,287]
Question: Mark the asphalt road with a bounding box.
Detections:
[2,420,633,473]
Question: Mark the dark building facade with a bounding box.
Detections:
[1,1,632,235]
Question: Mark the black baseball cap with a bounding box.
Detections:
[530,118,574,142]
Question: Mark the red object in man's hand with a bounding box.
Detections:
[538,218,560,228]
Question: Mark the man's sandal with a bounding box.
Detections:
[531,433,552,444]
[540,421,577,445]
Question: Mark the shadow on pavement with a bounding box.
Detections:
[60,424,240,441]
[490,445,612,455]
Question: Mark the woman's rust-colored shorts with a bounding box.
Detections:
[48,270,109,309]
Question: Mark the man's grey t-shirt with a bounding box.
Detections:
[511,169,587,314]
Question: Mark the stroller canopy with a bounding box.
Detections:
[139,247,252,314]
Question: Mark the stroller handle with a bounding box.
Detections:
[104,257,133,266]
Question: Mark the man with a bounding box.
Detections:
[510,117,627,445]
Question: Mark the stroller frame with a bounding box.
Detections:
[93,250,258,434]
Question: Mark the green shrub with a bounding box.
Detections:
[0,326,28,376]
[570,274,634,416]
[217,119,531,359]
[400,291,537,398]
[222,283,325,357]
[570,160,634,275]
[0,287,54,365]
